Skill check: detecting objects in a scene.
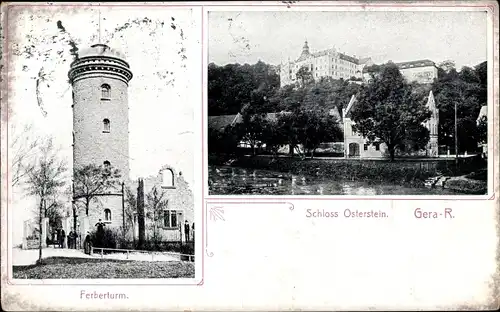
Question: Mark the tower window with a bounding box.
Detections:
[101,84,111,100]
[103,118,110,133]
[163,207,182,229]
[104,209,112,222]
[161,169,175,188]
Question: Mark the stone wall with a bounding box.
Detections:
[22,217,48,249]
[77,195,124,234]
[72,76,130,179]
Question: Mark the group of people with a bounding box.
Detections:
[51,228,78,249]
[83,219,106,255]
[50,219,194,254]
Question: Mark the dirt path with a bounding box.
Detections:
[12,247,181,266]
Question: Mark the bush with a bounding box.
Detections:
[90,228,119,250]
[466,169,487,181]
[180,243,194,255]
[180,243,195,262]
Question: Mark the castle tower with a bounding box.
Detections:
[301,40,310,57]
[68,43,133,231]
[425,90,439,157]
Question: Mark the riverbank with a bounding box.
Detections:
[210,155,486,193]
[442,170,488,194]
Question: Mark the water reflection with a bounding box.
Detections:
[208,165,460,196]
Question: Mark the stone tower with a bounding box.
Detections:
[300,40,310,58]
[425,90,439,157]
[68,43,133,233]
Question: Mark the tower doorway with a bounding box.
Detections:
[348,143,360,157]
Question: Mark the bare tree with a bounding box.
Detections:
[145,186,168,242]
[72,164,121,231]
[11,123,40,187]
[24,138,67,263]
[124,186,137,245]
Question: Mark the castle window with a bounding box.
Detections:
[103,118,110,133]
[163,208,179,228]
[101,84,111,100]
[364,144,368,151]
[375,143,380,151]
[161,169,175,188]
[104,209,112,222]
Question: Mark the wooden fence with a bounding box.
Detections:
[90,246,195,262]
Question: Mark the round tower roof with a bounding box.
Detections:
[78,44,127,61]
[68,43,132,84]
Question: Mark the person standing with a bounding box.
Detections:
[68,229,75,249]
[84,231,92,255]
[95,219,106,247]
[60,228,66,248]
[184,220,190,242]
[56,228,61,248]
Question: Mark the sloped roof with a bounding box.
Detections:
[208,114,242,131]
[338,53,359,64]
[395,59,436,69]
[426,90,436,109]
[79,44,128,61]
[265,112,292,122]
[358,57,372,65]
[311,48,336,58]
[477,105,487,122]
[343,95,357,118]
[344,91,437,119]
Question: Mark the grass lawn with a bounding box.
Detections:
[13,257,195,279]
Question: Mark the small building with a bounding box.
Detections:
[395,59,439,84]
[363,59,439,84]
[342,90,439,158]
[131,165,194,242]
[207,114,243,132]
[477,105,488,156]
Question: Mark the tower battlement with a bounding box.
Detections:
[68,44,133,85]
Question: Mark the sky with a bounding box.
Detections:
[7,6,200,244]
[208,10,488,69]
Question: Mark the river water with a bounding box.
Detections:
[208,165,462,196]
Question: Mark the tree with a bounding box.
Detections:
[145,186,168,242]
[24,138,67,263]
[10,123,40,187]
[277,109,342,159]
[296,65,314,86]
[207,61,280,116]
[432,62,485,153]
[438,60,456,74]
[350,63,431,161]
[124,186,137,245]
[261,119,287,159]
[233,113,270,155]
[72,164,122,231]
